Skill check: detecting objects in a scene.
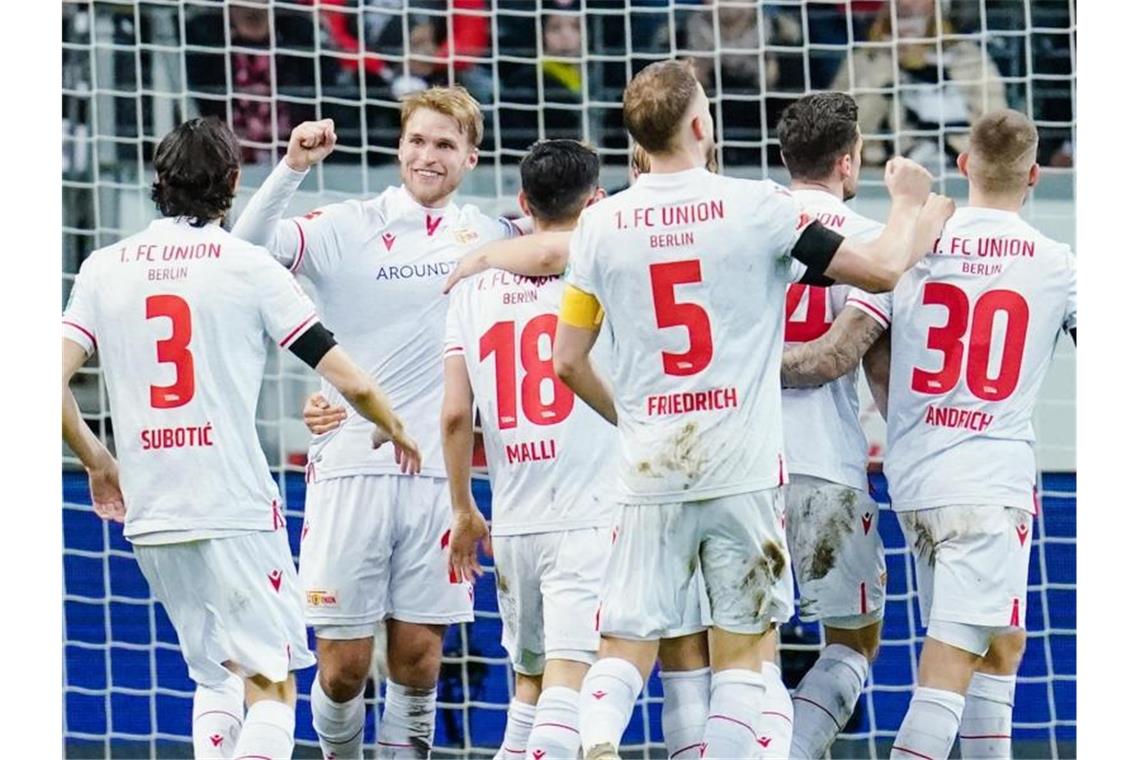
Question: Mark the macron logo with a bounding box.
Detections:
[591,690,607,700]
[1016,524,1029,546]
[209,734,224,747]
[425,214,443,236]
[382,232,396,251]
[268,569,283,592]
[861,512,873,535]
[758,737,772,749]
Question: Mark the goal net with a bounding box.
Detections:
[62,0,1075,757]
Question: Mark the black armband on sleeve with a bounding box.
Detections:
[790,220,844,273]
[798,269,835,287]
[289,322,337,368]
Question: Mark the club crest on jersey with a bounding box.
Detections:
[381,232,396,251]
[451,227,479,245]
[307,590,339,608]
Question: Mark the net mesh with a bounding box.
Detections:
[61,0,1076,756]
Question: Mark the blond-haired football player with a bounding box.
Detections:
[552,59,948,760]
[62,117,419,760]
[231,87,526,759]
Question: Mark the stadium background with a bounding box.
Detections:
[61,0,1075,757]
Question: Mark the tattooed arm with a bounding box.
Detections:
[782,306,886,388]
[862,330,891,419]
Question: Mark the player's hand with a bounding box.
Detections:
[87,461,125,523]
[442,249,489,294]
[303,393,347,435]
[884,156,934,207]
[285,119,337,172]
[913,193,956,261]
[448,505,491,582]
[370,426,423,475]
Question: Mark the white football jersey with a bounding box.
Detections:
[782,189,888,490]
[444,270,616,535]
[233,162,518,481]
[882,207,1077,512]
[565,167,811,504]
[62,218,319,540]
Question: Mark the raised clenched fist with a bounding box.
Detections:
[285,119,337,172]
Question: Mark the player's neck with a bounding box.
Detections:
[403,187,455,210]
[533,219,576,234]
[647,145,704,175]
[790,177,843,200]
[967,186,1026,213]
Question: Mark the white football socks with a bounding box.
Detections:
[660,667,710,759]
[702,669,766,759]
[192,674,245,759]
[231,699,295,760]
[310,677,366,760]
[755,662,794,759]
[959,672,1016,759]
[578,658,644,756]
[377,679,436,758]
[789,643,870,759]
[890,686,965,760]
[527,686,582,759]
[495,698,536,759]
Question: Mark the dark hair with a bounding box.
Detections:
[519,140,600,224]
[151,117,241,226]
[777,92,860,181]
[623,59,700,153]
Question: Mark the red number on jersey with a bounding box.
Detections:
[479,315,575,430]
[784,284,832,343]
[146,294,195,409]
[649,260,713,376]
[911,284,1029,402]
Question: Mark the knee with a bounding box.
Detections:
[982,629,1027,675]
[319,648,373,702]
[388,633,443,688]
[824,622,881,663]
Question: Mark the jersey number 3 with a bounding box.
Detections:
[146,294,195,409]
[911,284,1029,402]
[480,314,574,430]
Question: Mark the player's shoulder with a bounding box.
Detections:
[456,203,519,241]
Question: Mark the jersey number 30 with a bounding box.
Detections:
[480,315,574,430]
[147,294,195,409]
[912,284,1029,402]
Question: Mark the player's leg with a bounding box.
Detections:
[958,607,1028,755]
[492,533,544,760]
[891,506,1032,760]
[381,476,475,758]
[497,673,542,760]
[192,663,245,759]
[658,632,711,760]
[301,475,394,760]
[580,503,699,759]
[523,527,607,759]
[695,489,794,758]
[784,477,886,758]
[233,672,298,759]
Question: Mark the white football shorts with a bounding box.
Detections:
[898,504,1033,655]
[134,529,315,688]
[785,474,886,627]
[299,474,474,635]
[600,489,793,639]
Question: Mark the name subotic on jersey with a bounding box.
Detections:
[564,167,811,504]
[883,207,1077,513]
[445,270,616,535]
[62,218,320,539]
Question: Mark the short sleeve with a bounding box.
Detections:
[288,202,357,281]
[845,287,892,328]
[563,219,597,297]
[63,258,99,355]
[253,250,321,348]
[1062,248,1076,332]
[763,182,814,283]
[443,289,466,360]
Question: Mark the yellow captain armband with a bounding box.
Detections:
[559,284,605,330]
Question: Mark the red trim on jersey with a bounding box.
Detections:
[792,695,842,730]
[891,747,936,760]
[63,320,97,349]
[290,219,307,273]
[777,454,787,486]
[860,581,868,615]
[846,297,890,326]
[1032,485,1040,516]
[444,346,465,357]
[278,313,318,348]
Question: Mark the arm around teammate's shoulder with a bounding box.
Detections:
[443,230,572,294]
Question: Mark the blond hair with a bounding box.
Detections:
[400,85,485,148]
[967,109,1038,195]
[630,140,718,178]
[623,60,701,153]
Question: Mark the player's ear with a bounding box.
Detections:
[956,152,969,179]
[465,146,479,170]
[228,168,241,195]
[1027,163,1040,188]
[839,151,853,179]
[517,190,533,218]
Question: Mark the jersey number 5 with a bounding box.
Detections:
[479,314,574,430]
[649,260,713,376]
[146,294,195,409]
[911,284,1029,402]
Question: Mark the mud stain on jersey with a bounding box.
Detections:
[740,540,788,619]
[660,421,708,481]
[908,517,939,567]
[802,488,857,582]
[496,572,509,594]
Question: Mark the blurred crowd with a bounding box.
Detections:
[63,0,1074,173]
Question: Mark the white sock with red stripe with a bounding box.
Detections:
[789,643,870,758]
[702,669,766,759]
[495,698,536,760]
[232,699,295,760]
[578,658,643,756]
[377,679,436,758]
[660,667,710,759]
[890,687,965,760]
[310,677,366,760]
[527,686,581,759]
[192,675,244,759]
[958,673,1016,758]
[755,662,793,758]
